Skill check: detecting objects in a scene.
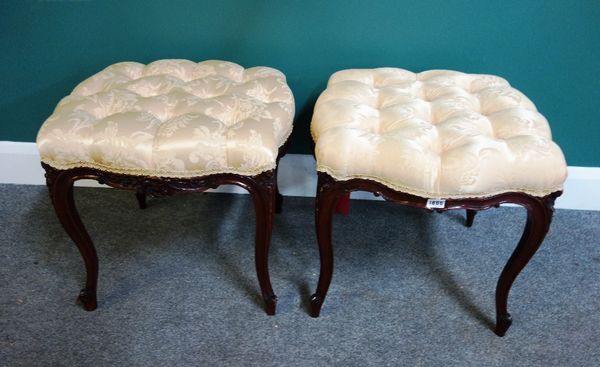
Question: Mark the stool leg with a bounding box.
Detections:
[273,158,283,214]
[310,175,340,317]
[135,190,147,209]
[48,171,98,311]
[465,209,477,227]
[248,172,278,315]
[275,185,283,214]
[335,193,350,215]
[494,196,555,336]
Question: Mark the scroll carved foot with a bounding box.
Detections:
[78,288,97,311]
[309,294,324,317]
[264,295,277,316]
[495,313,512,337]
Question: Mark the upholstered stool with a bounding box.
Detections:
[309,68,567,336]
[37,59,295,315]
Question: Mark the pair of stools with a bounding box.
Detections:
[37,60,567,336]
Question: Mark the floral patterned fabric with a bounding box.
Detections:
[311,68,567,199]
[37,60,295,177]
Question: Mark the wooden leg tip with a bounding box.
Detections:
[264,296,277,316]
[494,313,512,337]
[309,294,324,318]
[78,289,97,311]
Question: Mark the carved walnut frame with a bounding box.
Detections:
[42,142,289,316]
[309,171,561,336]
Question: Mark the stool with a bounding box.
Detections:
[309,68,567,336]
[37,59,295,315]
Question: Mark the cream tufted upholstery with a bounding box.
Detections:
[37,60,295,177]
[312,68,567,198]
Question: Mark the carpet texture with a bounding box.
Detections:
[1,184,599,366]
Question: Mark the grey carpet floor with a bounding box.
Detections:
[1,184,599,367]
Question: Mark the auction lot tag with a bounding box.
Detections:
[426,198,446,209]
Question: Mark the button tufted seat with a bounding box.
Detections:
[38,59,294,177]
[309,68,566,337]
[37,60,294,316]
[311,68,566,198]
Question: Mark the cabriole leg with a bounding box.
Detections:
[310,174,341,317]
[248,171,278,315]
[494,195,555,336]
[47,169,98,311]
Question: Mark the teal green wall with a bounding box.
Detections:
[1,0,599,166]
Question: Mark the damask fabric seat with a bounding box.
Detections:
[37,59,295,177]
[311,68,567,199]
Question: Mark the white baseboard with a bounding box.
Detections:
[1,141,598,210]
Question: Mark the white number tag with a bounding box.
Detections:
[426,198,446,209]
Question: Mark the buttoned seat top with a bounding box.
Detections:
[311,68,567,199]
[37,60,295,177]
